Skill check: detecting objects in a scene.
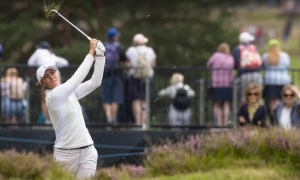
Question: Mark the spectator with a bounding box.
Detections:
[126,33,156,130]
[28,41,69,67]
[233,32,263,106]
[238,83,266,127]
[274,85,300,130]
[101,28,128,124]
[0,43,3,61]
[206,43,234,127]
[1,68,28,127]
[158,73,195,126]
[28,41,69,124]
[262,39,291,124]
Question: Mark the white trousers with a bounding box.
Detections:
[54,145,98,180]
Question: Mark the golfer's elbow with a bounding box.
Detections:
[92,79,102,89]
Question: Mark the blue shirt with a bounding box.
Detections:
[262,52,291,85]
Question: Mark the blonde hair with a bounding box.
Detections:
[6,68,18,78]
[170,73,184,85]
[281,85,295,97]
[245,83,262,103]
[217,43,230,55]
[266,46,281,66]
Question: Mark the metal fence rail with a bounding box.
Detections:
[0,64,299,128]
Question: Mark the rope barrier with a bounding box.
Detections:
[0,136,150,158]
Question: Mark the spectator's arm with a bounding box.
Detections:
[151,59,156,67]
[53,54,69,67]
[185,85,195,97]
[285,53,291,68]
[28,51,38,66]
[158,86,173,97]
[117,45,128,63]
[206,55,214,68]
[233,47,240,69]
[238,106,247,125]
[259,106,267,127]
[261,53,267,68]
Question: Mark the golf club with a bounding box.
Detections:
[51,10,91,41]
[51,10,105,52]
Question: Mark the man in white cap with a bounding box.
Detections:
[28,41,69,124]
[233,32,262,106]
[125,33,156,130]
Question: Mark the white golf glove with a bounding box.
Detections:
[95,42,106,56]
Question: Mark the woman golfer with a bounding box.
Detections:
[36,39,105,179]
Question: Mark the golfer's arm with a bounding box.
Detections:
[52,54,94,107]
[74,56,105,100]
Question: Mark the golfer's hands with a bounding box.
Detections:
[89,39,98,55]
[95,41,106,56]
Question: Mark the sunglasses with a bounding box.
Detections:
[247,93,258,96]
[284,93,295,98]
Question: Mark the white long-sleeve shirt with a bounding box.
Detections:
[158,83,195,98]
[28,49,69,68]
[46,54,105,149]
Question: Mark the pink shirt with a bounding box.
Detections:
[206,52,234,88]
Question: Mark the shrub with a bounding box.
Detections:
[144,127,300,176]
[0,149,74,180]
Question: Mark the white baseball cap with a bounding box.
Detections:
[239,32,255,43]
[133,33,148,44]
[36,64,59,85]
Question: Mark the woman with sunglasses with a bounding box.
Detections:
[273,85,300,130]
[238,83,266,127]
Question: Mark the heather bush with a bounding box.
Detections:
[144,127,300,176]
[0,149,74,180]
[95,164,145,180]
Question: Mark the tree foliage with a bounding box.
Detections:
[0,0,245,65]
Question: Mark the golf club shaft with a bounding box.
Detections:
[55,11,91,41]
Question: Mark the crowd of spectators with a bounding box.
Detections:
[207,31,299,130]
[0,29,300,131]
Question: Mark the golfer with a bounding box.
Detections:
[36,39,105,179]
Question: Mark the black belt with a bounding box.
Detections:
[57,144,93,150]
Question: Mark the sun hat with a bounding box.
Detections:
[36,64,59,85]
[239,32,255,43]
[267,39,280,48]
[133,33,148,44]
[35,41,51,49]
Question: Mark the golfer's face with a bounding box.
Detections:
[41,69,60,89]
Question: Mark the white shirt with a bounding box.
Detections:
[46,54,105,149]
[126,45,156,77]
[158,83,195,99]
[28,49,69,68]
[280,107,292,130]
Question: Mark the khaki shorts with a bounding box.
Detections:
[54,145,98,180]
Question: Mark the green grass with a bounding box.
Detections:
[138,165,300,180]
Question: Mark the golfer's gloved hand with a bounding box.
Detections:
[95,42,106,56]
